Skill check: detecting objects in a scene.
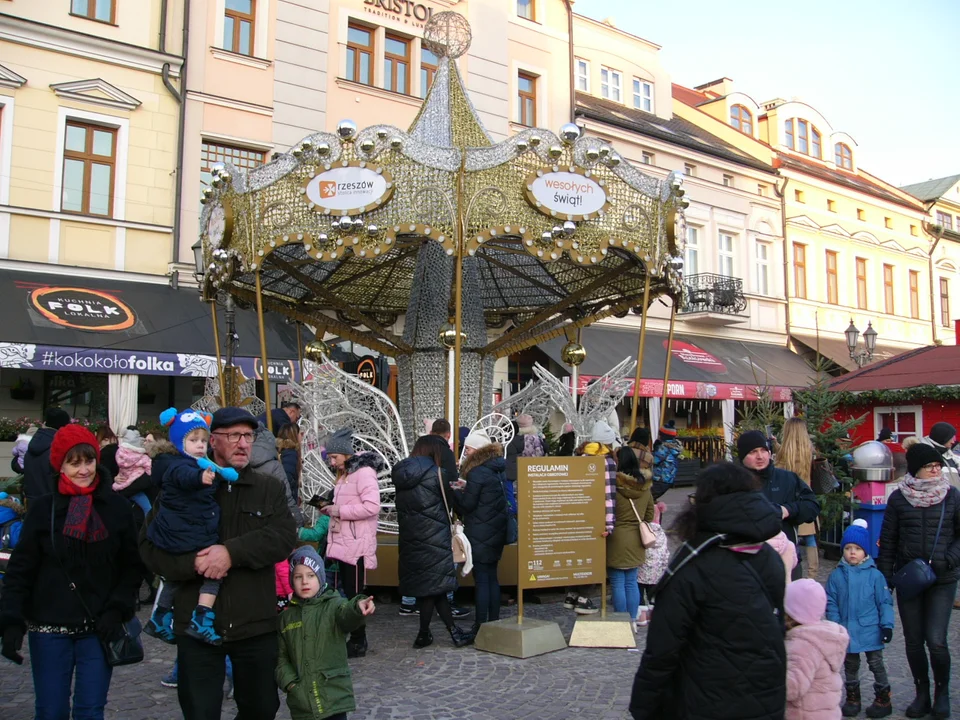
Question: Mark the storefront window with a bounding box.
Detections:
[45,372,107,421]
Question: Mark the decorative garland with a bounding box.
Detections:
[833,385,960,406]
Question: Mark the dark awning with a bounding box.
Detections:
[791,332,902,374]
[540,326,818,401]
[0,270,302,381]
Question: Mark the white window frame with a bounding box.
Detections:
[718,231,735,277]
[53,107,129,221]
[684,226,699,277]
[600,66,621,102]
[214,0,270,60]
[632,77,653,112]
[722,174,734,188]
[516,0,535,21]
[874,405,923,444]
[755,240,771,295]
[641,151,654,165]
[684,163,697,177]
[575,58,589,92]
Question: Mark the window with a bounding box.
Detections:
[685,226,699,276]
[856,257,868,309]
[835,142,852,169]
[883,264,894,314]
[723,174,734,188]
[784,119,794,149]
[884,217,893,229]
[909,270,920,319]
[757,184,767,197]
[910,224,918,236]
[576,59,589,92]
[857,208,865,221]
[200,142,265,196]
[784,119,821,158]
[876,406,921,444]
[684,163,697,177]
[420,46,438,98]
[825,250,838,304]
[940,278,950,327]
[794,243,807,299]
[517,72,537,127]
[633,78,653,112]
[224,0,255,56]
[641,151,654,165]
[384,34,410,95]
[517,0,534,21]
[718,232,734,277]
[600,67,621,102]
[756,241,771,295]
[70,0,114,23]
[730,104,753,134]
[346,24,374,86]
[936,211,953,231]
[794,189,804,203]
[61,121,116,217]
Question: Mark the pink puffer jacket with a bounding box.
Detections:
[113,446,152,491]
[326,453,383,570]
[275,559,293,598]
[786,620,849,720]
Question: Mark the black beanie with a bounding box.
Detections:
[929,422,956,446]
[737,430,769,463]
[906,443,944,477]
[44,407,70,430]
[877,427,892,442]
[629,427,651,446]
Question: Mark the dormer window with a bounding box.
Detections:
[784,119,822,159]
[730,104,752,135]
[835,143,853,170]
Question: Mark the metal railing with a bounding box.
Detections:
[680,273,748,315]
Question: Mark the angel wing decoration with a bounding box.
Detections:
[459,412,516,464]
[191,374,266,418]
[287,355,408,534]
[489,378,553,432]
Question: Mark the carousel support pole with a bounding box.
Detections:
[629,272,652,432]
[210,301,226,406]
[658,299,678,427]
[255,269,273,434]
[452,208,464,460]
[296,322,304,381]
[571,328,581,409]
[446,348,455,422]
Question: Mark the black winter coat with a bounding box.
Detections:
[453,444,507,565]
[877,486,960,586]
[21,427,57,501]
[753,462,820,545]
[100,443,120,483]
[278,441,300,503]
[393,455,457,598]
[629,491,786,720]
[0,468,143,631]
[146,440,220,554]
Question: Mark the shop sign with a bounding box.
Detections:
[574,374,794,402]
[356,357,377,386]
[30,287,135,332]
[362,0,446,24]
[525,170,608,220]
[665,340,727,373]
[303,164,393,215]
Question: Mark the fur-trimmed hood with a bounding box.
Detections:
[344,451,386,475]
[147,438,181,459]
[459,442,504,478]
[0,495,26,517]
[616,471,652,497]
[518,425,540,436]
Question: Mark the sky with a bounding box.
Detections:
[577,0,959,189]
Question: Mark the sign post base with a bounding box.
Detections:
[473,617,567,659]
[568,612,636,649]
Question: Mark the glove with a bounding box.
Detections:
[96,609,125,643]
[881,627,893,644]
[1,624,25,665]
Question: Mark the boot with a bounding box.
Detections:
[804,543,820,579]
[448,624,474,648]
[346,634,367,658]
[932,682,951,719]
[185,606,222,646]
[413,630,433,648]
[841,683,862,717]
[865,686,892,718]
[906,680,932,718]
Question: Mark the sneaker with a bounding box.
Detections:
[144,607,176,645]
[450,604,471,618]
[573,596,599,615]
[185,606,223,646]
[563,592,577,610]
[160,669,178,688]
[398,604,419,616]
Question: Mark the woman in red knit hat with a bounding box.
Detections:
[0,423,144,719]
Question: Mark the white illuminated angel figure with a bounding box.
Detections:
[286,355,407,534]
[489,379,553,433]
[191,374,266,419]
[458,412,515,463]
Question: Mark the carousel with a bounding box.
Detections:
[194,12,687,533]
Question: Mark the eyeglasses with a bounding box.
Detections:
[921,463,943,473]
[212,431,255,444]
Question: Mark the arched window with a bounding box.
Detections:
[784,118,823,158]
[835,142,853,169]
[730,104,753,135]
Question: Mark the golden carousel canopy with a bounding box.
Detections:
[198,11,687,361]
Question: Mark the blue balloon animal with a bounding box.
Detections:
[197,456,239,483]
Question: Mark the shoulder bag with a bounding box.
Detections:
[891,500,946,601]
[437,470,467,563]
[629,499,657,549]
[50,502,144,667]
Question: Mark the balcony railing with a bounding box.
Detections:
[680,273,747,315]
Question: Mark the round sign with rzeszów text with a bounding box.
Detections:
[525,169,608,220]
[302,163,394,215]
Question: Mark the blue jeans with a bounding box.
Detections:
[609,567,640,620]
[473,561,500,624]
[403,563,458,606]
[29,632,112,720]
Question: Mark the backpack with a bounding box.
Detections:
[520,434,545,458]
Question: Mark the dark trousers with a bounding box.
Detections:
[638,583,655,606]
[29,632,112,720]
[844,650,889,691]
[177,632,279,720]
[473,561,501,625]
[337,558,366,643]
[418,594,454,632]
[897,579,957,686]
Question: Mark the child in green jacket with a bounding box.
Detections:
[277,546,375,720]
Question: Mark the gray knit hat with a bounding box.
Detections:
[325,427,355,456]
[289,546,326,590]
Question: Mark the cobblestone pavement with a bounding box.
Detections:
[1,488,958,719]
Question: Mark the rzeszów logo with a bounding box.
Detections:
[304,165,392,213]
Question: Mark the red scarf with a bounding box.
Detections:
[58,473,108,543]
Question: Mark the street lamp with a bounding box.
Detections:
[192,239,204,282]
[845,318,878,368]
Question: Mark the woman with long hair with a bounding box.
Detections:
[777,417,819,579]
[392,435,473,649]
[275,423,302,504]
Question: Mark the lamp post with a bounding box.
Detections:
[439,320,466,422]
[844,318,878,368]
